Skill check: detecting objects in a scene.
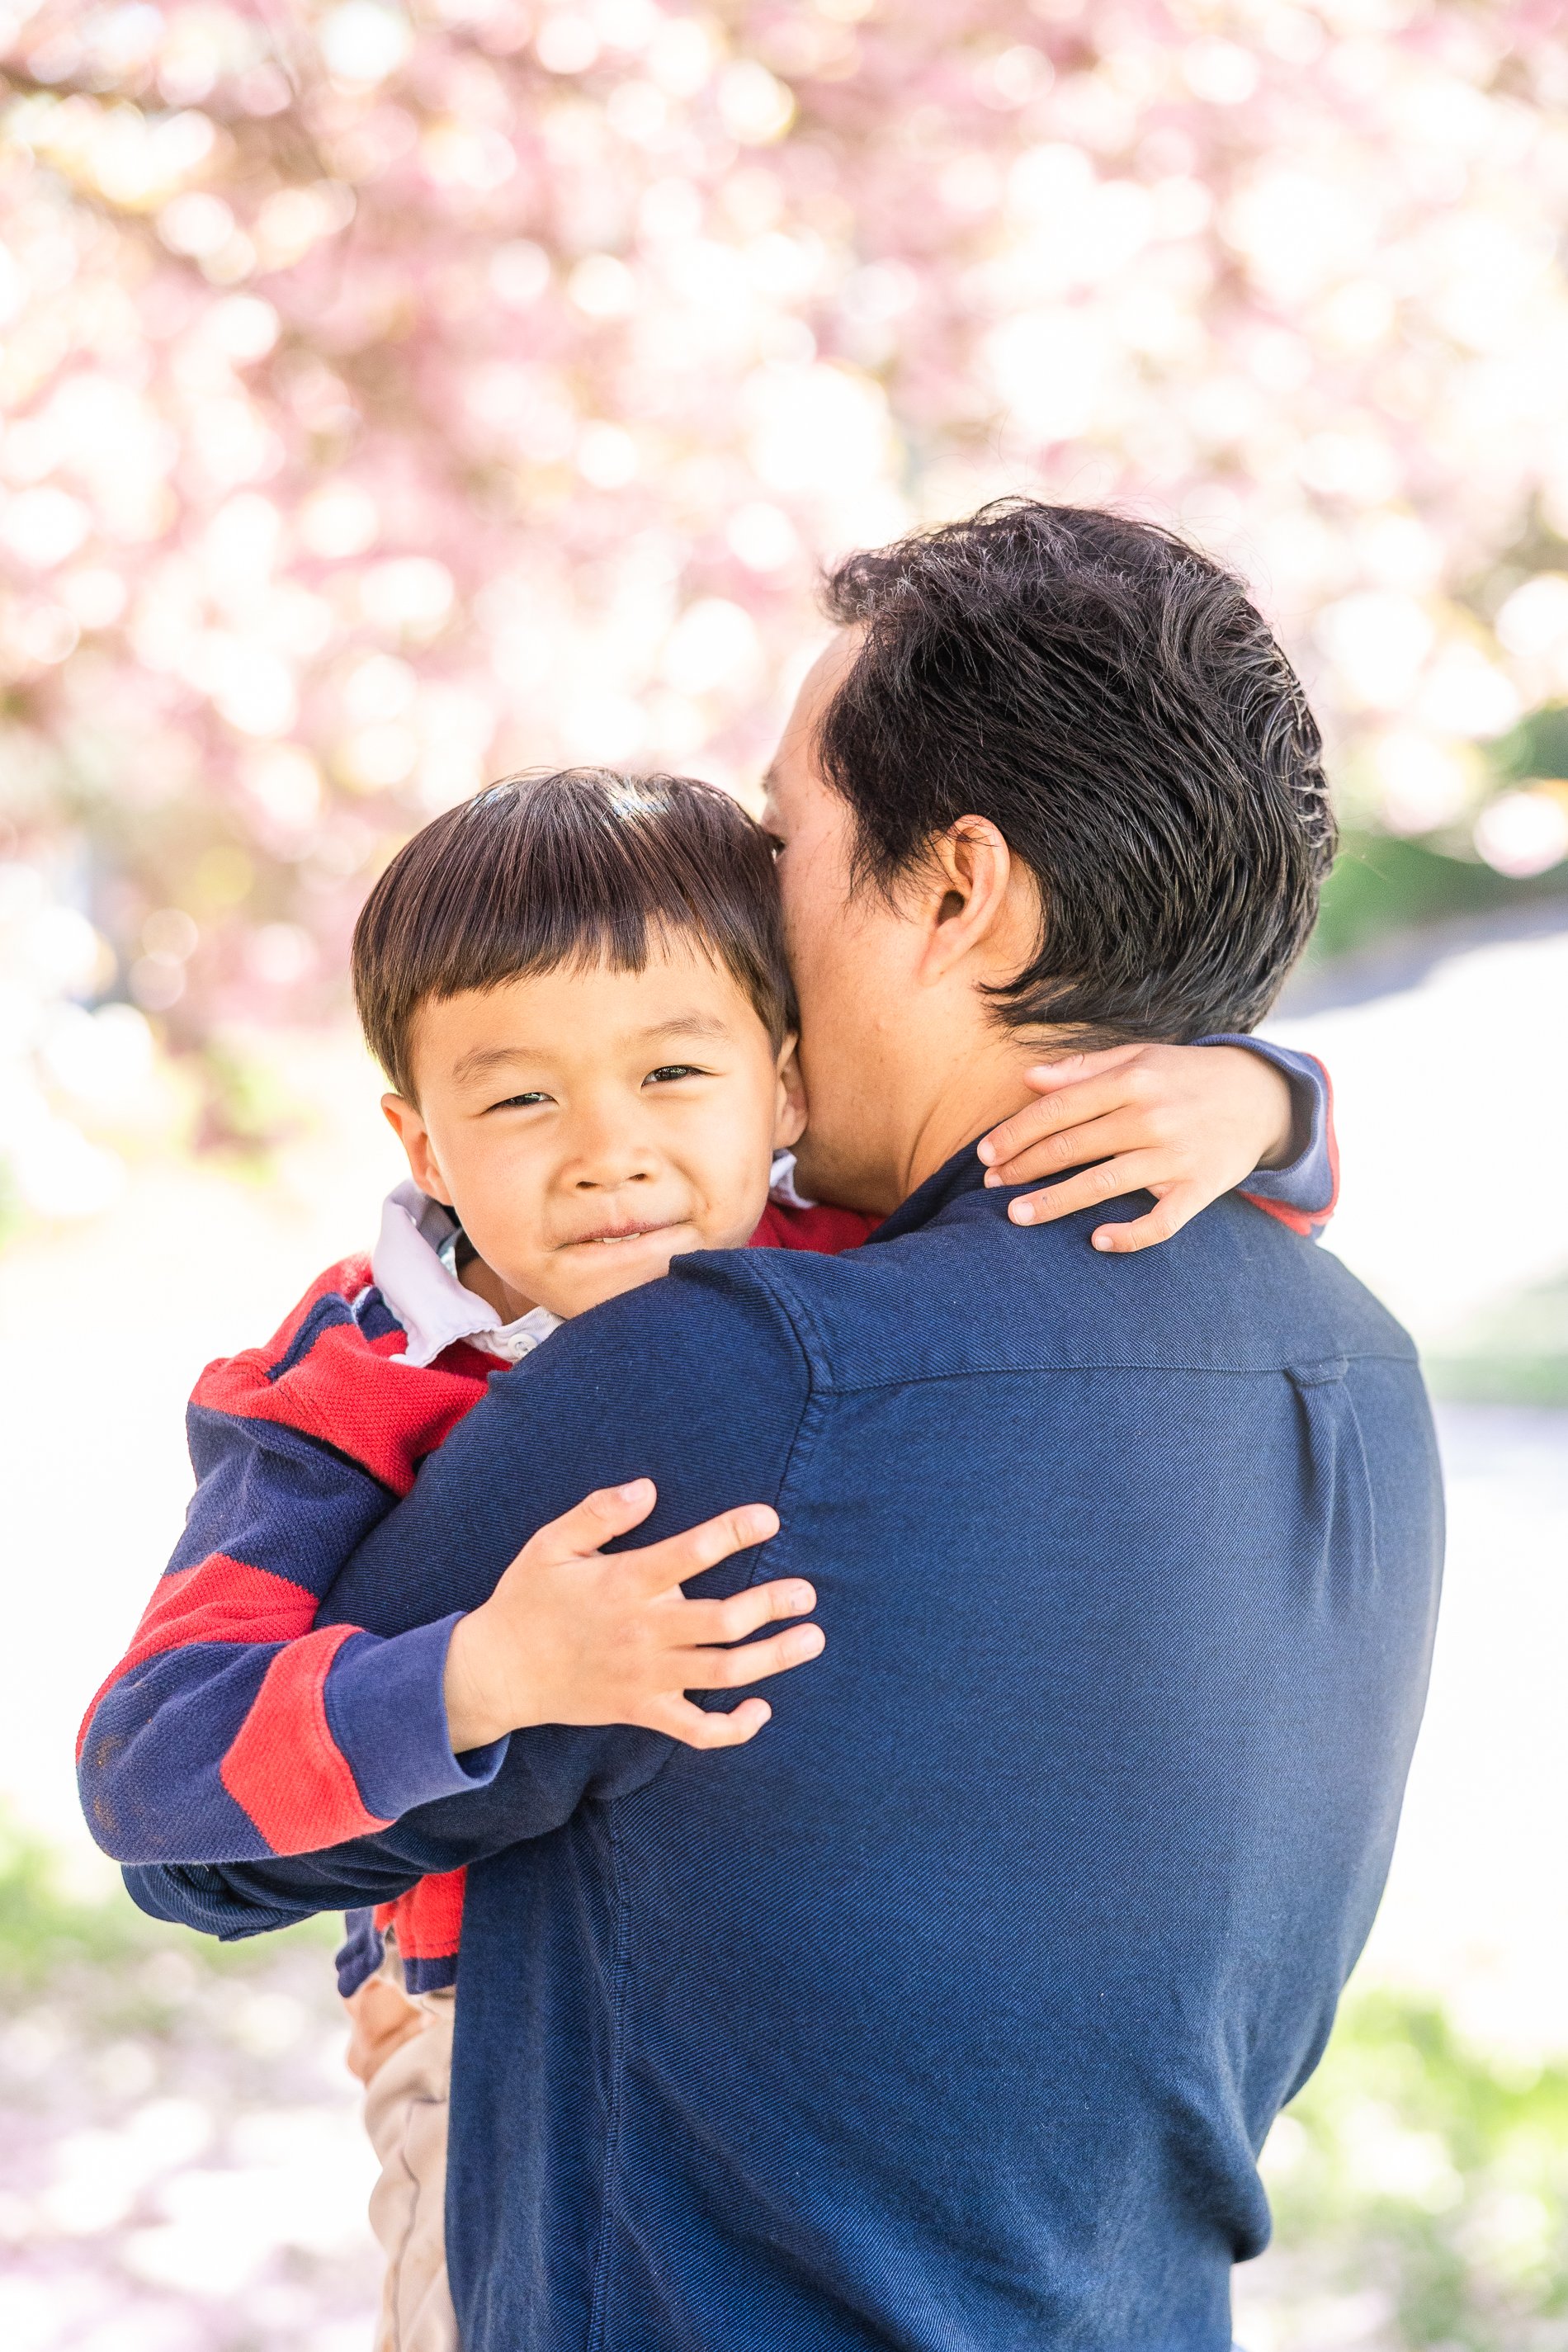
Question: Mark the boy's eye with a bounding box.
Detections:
[645,1065,706,1086]
[491,1091,552,1111]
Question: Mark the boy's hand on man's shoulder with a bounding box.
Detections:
[975,1041,1296,1255]
[442,1480,824,1756]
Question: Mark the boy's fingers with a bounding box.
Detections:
[1006,1152,1167,1227]
[1090,1183,1206,1254]
[678,1622,826,1689]
[625,1503,780,1594]
[977,1070,1147,1169]
[658,1696,772,1750]
[521,1480,658,1569]
[678,1580,817,1646]
[983,1110,1162,1188]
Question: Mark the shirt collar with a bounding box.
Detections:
[863,1138,996,1248]
[371,1183,563,1369]
[766,1148,815,1210]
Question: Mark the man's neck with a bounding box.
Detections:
[898,1052,1044,1203]
[806,1025,1074,1217]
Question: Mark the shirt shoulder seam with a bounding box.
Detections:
[819,1348,1420,1397]
[734,1244,836,1386]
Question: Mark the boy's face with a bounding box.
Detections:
[385,937,805,1323]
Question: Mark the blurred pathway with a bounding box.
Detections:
[0,1934,378,2352]
[1356,1401,1568,2054]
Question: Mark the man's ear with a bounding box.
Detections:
[380,1093,455,1207]
[772,1035,808,1150]
[914,816,1015,986]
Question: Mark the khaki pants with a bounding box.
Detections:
[361,1986,459,2352]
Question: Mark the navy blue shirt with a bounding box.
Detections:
[130,1147,1442,2350]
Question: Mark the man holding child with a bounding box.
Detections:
[83,503,1442,2351]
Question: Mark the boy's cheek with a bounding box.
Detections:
[684,1172,773,1256]
[454,1162,542,1270]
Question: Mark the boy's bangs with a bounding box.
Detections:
[353,769,796,1099]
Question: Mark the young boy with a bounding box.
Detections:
[79,769,1338,2352]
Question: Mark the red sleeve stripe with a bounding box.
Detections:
[267,1251,373,1364]
[1315,1053,1340,1220]
[1237,1193,1320,1239]
[220,1625,394,1855]
[77,1553,319,1760]
[248,1253,374,1363]
[196,1324,486,1497]
[374,1868,467,1962]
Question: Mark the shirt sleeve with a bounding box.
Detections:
[120,1253,815,1936]
[1198,1036,1339,1240]
[78,1268,508,1867]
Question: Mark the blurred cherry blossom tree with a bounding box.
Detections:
[2,0,1568,1215]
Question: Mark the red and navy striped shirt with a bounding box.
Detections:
[78,1191,878,1991]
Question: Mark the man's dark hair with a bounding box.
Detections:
[819,500,1335,1043]
[353,768,795,1100]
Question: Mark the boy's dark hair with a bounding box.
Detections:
[819,500,1335,1044]
[353,769,795,1100]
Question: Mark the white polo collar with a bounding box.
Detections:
[371,1183,563,1368]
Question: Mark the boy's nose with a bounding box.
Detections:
[565,1119,659,1190]
[574,1165,653,1188]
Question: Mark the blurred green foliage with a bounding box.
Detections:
[1493,705,1568,786]
[1259,1991,1568,2350]
[0,1810,147,1985]
[1309,832,1568,969]
[1425,1273,1568,1409]
[0,1807,335,1991]
[196,1033,310,1164]
[0,1154,22,1252]
[1307,706,1568,969]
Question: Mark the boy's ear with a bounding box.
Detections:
[380,1093,455,1207]
[772,1036,808,1150]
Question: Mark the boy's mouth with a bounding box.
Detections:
[560,1218,686,1250]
